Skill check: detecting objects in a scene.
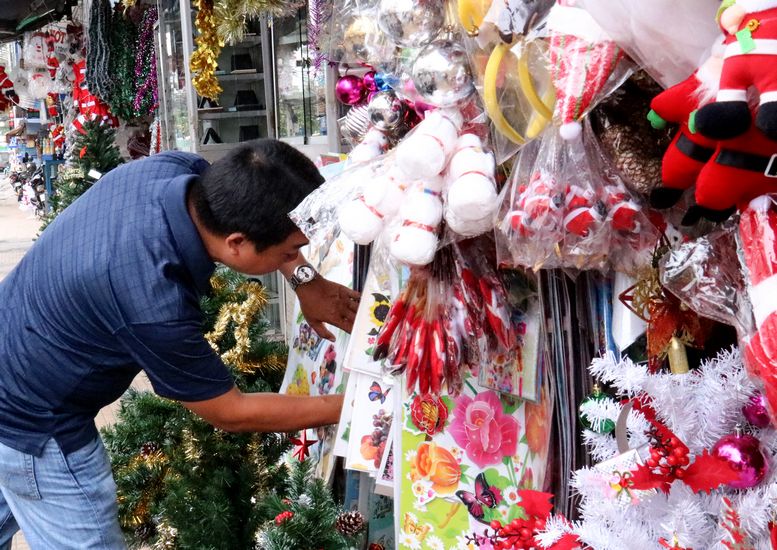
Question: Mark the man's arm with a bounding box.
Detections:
[182,387,344,432]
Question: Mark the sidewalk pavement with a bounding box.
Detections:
[0,180,153,549]
[0,181,40,281]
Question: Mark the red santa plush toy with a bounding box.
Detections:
[647,60,720,209]
[693,123,777,217]
[696,0,777,140]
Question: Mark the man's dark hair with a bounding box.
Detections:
[190,139,324,251]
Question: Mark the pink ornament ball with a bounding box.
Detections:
[711,433,769,489]
[742,392,771,429]
[335,75,366,105]
[363,71,378,92]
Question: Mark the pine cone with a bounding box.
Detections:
[140,441,160,457]
[335,510,365,536]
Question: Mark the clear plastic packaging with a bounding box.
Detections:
[577,0,720,88]
[373,238,519,397]
[546,2,633,141]
[497,121,655,272]
[463,33,556,164]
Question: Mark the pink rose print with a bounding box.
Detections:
[449,391,519,468]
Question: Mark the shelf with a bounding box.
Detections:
[214,72,264,82]
[198,109,267,120]
[199,142,243,152]
[232,34,261,47]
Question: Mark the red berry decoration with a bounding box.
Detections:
[274,510,294,525]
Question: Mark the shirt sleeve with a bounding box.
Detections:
[115,321,234,401]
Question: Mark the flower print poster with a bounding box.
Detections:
[396,373,553,549]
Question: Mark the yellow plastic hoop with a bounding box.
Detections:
[483,41,555,145]
[457,0,493,36]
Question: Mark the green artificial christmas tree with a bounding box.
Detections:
[256,459,366,550]
[39,120,123,233]
[102,267,291,549]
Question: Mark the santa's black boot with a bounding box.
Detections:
[681,205,736,226]
[695,101,751,140]
[756,102,777,140]
[649,187,685,209]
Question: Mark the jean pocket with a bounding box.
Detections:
[0,449,41,501]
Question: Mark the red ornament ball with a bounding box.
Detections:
[712,433,769,489]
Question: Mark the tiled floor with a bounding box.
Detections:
[1,182,153,548]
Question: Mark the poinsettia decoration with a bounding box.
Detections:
[627,400,739,494]
[464,491,581,550]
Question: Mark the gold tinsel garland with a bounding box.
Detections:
[190,0,223,100]
[215,0,302,45]
[204,279,276,373]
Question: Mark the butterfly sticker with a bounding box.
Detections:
[368,381,391,404]
[455,472,498,522]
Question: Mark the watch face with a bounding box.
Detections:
[295,265,316,283]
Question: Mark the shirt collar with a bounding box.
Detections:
[162,174,215,295]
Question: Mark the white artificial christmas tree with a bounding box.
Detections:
[538,347,777,550]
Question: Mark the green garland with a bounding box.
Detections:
[107,6,138,121]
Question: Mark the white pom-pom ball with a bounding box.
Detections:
[446,172,498,221]
[390,226,439,265]
[446,209,494,237]
[559,121,582,141]
[339,199,384,245]
[396,110,462,178]
[390,182,444,266]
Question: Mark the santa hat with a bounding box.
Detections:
[547,3,624,140]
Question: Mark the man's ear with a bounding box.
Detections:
[224,233,247,256]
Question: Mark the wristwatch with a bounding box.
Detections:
[288,263,318,291]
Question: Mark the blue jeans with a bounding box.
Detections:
[0,436,126,549]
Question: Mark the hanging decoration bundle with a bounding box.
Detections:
[133,6,158,118]
[107,5,138,121]
[214,0,302,45]
[190,0,223,100]
[86,0,113,101]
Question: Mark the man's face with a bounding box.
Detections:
[222,229,308,275]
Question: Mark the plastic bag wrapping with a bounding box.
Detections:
[577,0,720,88]
[318,0,397,72]
[497,121,655,272]
[546,2,633,141]
[659,222,753,333]
[737,196,777,425]
[335,104,499,267]
[462,34,556,165]
[289,155,394,269]
[372,237,520,397]
[588,71,672,197]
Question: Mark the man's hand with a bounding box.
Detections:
[296,276,361,341]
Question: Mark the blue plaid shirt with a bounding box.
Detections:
[0,152,234,456]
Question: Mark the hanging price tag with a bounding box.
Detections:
[737,19,760,54]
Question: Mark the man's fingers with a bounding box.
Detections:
[346,295,359,314]
[310,321,336,342]
[345,288,361,302]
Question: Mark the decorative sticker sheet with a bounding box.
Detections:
[367,491,396,550]
[478,270,543,402]
[343,259,407,377]
[280,236,354,480]
[345,372,394,473]
[396,373,553,549]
